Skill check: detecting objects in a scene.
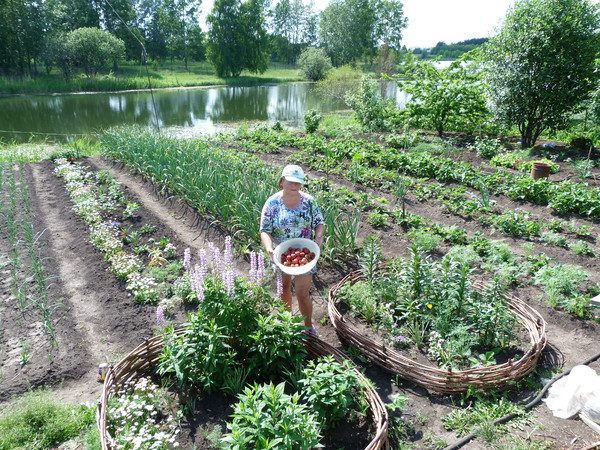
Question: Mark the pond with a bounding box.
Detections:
[0,82,409,144]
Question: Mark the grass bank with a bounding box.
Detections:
[0,61,305,95]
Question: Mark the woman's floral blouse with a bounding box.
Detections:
[259,191,324,246]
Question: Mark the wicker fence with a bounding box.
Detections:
[328,269,547,394]
[97,330,389,449]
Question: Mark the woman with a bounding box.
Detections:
[260,164,325,334]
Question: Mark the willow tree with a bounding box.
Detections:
[483,0,600,148]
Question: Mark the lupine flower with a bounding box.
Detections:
[223,268,236,298]
[393,335,407,343]
[190,265,205,302]
[256,252,266,282]
[156,305,165,327]
[183,248,191,271]
[224,236,233,267]
[249,251,258,282]
[197,249,209,282]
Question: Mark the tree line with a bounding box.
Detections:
[0,0,409,78]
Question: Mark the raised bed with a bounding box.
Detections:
[97,330,389,450]
[328,269,547,394]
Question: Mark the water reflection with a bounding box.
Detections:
[0,82,405,143]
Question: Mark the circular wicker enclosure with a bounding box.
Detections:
[328,269,547,394]
[97,330,389,450]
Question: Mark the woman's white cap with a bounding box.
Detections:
[281,165,305,184]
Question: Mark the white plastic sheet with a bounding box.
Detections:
[544,365,600,423]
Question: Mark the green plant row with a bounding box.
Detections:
[235,127,600,219]
[0,163,59,345]
[100,127,362,261]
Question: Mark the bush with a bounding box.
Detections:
[299,356,363,429]
[297,47,333,82]
[470,136,503,159]
[304,109,322,134]
[221,382,322,449]
[345,76,395,131]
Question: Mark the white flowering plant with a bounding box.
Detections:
[108,376,180,449]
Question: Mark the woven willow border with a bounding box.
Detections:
[328,269,547,394]
[97,329,389,450]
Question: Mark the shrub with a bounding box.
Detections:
[221,382,322,449]
[304,109,322,134]
[299,356,363,429]
[470,136,503,159]
[297,47,333,81]
[345,76,395,131]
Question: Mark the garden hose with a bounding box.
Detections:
[443,349,600,450]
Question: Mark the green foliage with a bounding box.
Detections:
[221,382,322,449]
[299,356,362,429]
[470,136,503,159]
[337,248,519,370]
[66,27,125,77]
[483,0,600,147]
[304,109,322,134]
[407,228,442,252]
[533,263,588,308]
[206,0,269,78]
[246,311,307,381]
[319,0,376,66]
[399,58,489,137]
[297,47,332,81]
[442,396,528,437]
[0,389,96,449]
[345,76,395,131]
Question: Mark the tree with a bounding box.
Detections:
[372,0,407,51]
[483,0,600,147]
[268,0,318,63]
[158,0,202,69]
[67,27,126,77]
[297,47,332,81]
[399,58,489,137]
[206,0,269,78]
[319,0,376,66]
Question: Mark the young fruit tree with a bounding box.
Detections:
[483,0,600,148]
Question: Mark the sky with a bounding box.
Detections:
[395,0,516,48]
[199,0,517,49]
[200,0,599,50]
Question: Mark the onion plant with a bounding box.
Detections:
[0,164,60,344]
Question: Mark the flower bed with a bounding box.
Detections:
[328,261,547,394]
[97,331,389,449]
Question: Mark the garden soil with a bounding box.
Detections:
[0,149,599,449]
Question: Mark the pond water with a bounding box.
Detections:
[0,81,410,144]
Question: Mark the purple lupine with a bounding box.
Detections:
[394,335,407,343]
[276,270,283,299]
[256,252,266,282]
[190,264,205,302]
[198,249,208,278]
[183,248,192,271]
[249,251,258,283]
[156,305,165,327]
[223,268,236,298]
[224,236,233,268]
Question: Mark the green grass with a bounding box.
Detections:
[0,388,98,450]
[0,61,305,95]
[0,137,102,163]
